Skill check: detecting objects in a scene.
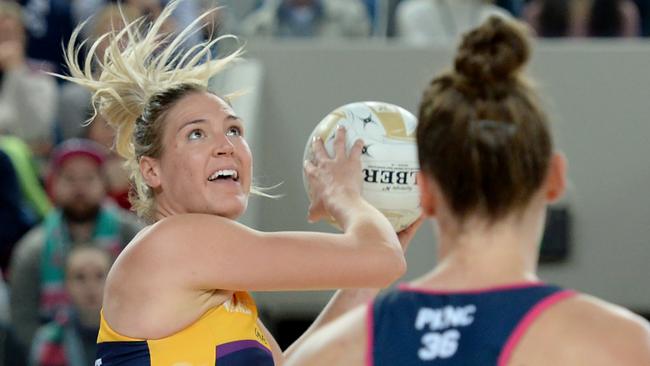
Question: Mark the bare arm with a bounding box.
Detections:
[135,209,404,291]
[284,288,377,359]
[283,217,423,359]
[285,305,368,366]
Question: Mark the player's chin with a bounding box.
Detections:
[213,195,248,220]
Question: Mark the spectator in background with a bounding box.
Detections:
[0,149,35,275]
[72,0,204,47]
[634,0,649,36]
[199,0,261,35]
[363,0,408,37]
[395,0,511,45]
[195,0,242,47]
[586,0,640,37]
[0,136,52,223]
[57,3,143,141]
[0,274,27,366]
[17,0,75,75]
[523,0,583,37]
[86,115,131,210]
[240,0,371,39]
[0,274,8,336]
[30,246,111,366]
[9,139,142,350]
[0,1,57,153]
[0,202,28,366]
[496,0,525,16]
[524,0,641,37]
[0,275,7,366]
[361,0,385,35]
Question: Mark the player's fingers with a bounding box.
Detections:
[303,159,316,175]
[333,125,347,158]
[311,135,329,163]
[348,139,365,161]
[307,201,325,223]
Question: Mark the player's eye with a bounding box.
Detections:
[188,129,205,140]
[226,126,242,137]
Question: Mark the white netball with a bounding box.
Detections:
[303,101,421,232]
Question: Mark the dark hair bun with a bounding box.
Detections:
[455,16,530,84]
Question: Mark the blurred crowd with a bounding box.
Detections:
[0,0,649,365]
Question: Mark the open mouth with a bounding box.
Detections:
[207,169,240,182]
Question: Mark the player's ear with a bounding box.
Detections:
[140,156,162,189]
[544,152,567,203]
[418,171,437,217]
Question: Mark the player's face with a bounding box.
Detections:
[153,92,252,219]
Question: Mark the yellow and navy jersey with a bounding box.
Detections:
[95,292,275,365]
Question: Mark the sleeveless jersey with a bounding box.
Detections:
[95,291,274,365]
[368,282,574,366]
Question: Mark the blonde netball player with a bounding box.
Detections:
[58,2,411,365]
[285,17,650,366]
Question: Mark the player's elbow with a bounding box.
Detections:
[368,244,406,288]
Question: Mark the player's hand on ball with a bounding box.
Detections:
[304,126,364,223]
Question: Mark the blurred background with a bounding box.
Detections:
[0,0,649,364]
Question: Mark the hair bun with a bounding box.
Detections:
[454,16,530,84]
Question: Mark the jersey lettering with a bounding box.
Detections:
[415,305,476,331]
[418,329,460,360]
[415,305,476,361]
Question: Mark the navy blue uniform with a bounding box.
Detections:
[368,283,574,365]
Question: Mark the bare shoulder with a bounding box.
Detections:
[144,213,246,240]
[128,214,249,259]
[541,293,650,365]
[105,214,242,288]
[570,294,650,361]
[102,219,232,338]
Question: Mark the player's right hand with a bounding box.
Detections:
[303,125,364,223]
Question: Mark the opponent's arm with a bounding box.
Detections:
[284,305,368,366]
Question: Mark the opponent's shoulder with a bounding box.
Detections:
[551,293,650,365]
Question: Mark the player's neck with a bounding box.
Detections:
[416,206,545,289]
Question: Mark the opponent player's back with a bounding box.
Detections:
[369,283,650,366]
[507,293,650,366]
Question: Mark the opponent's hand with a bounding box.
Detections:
[304,126,364,223]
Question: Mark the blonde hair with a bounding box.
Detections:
[58,0,243,220]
